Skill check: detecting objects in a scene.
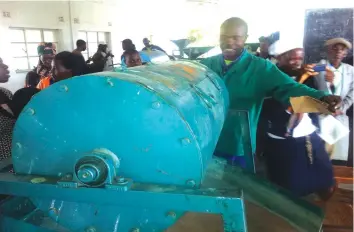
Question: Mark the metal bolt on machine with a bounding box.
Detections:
[0,61,324,231]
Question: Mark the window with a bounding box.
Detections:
[10,28,58,71]
[78,31,109,61]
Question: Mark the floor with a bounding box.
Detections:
[168,165,353,232]
[321,166,353,232]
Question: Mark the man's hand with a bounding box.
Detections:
[320,95,342,113]
[86,57,93,64]
[325,67,335,83]
[303,64,319,77]
[333,110,343,116]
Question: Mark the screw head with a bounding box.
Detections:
[59,85,68,92]
[15,142,22,149]
[26,108,35,115]
[48,207,58,216]
[186,179,196,187]
[166,211,177,219]
[181,138,191,146]
[116,177,128,185]
[85,226,97,232]
[107,79,114,86]
[152,101,161,109]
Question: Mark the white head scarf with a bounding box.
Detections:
[268,33,303,56]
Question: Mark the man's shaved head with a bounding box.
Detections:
[220,17,248,60]
[221,17,248,34]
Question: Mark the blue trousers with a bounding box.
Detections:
[213,151,247,169]
[263,133,335,196]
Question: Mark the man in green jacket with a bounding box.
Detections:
[200,17,341,170]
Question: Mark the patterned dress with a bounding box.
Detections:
[0,87,15,162]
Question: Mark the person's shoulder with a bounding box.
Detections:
[342,62,354,69]
[342,63,354,79]
[248,52,275,70]
[199,56,215,68]
[200,54,221,63]
[72,49,81,55]
[249,52,269,63]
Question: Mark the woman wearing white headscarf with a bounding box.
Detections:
[261,34,336,200]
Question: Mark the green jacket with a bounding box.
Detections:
[200,51,326,156]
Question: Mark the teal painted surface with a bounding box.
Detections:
[12,61,229,187]
[0,61,324,232]
[0,168,246,232]
[0,158,324,232]
[2,61,244,231]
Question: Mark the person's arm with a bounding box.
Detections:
[154,46,166,53]
[341,66,354,113]
[199,57,212,69]
[262,62,327,105]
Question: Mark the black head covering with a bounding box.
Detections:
[8,87,40,119]
[0,87,12,105]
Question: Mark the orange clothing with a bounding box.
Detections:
[37,77,53,90]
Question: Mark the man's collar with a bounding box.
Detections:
[221,48,246,63]
[327,60,343,71]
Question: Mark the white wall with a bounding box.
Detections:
[0,0,119,92]
[0,0,353,92]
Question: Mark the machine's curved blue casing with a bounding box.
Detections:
[12,61,229,187]
[0,61,325,232]
[140,50,170,63]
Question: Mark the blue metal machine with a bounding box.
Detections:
[0,61,324,232]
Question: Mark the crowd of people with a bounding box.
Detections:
[0,16,353,202]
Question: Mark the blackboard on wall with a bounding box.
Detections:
[304,8,353,63]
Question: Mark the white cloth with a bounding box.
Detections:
[268,39,303,56]
[318,115,349,145]
[330,115,350,160]
[267,113,317,139]
[292,114,317,138]
[101,52,113,71]
[104,56,113,71]
[316,60,354,161]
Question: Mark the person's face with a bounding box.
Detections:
[54,59,72,82]
[126,53,142,67]
[278,48,304,70]
[327,44,348,64]
[81,43,87,51]
[40,54,54,67]
[260,41,269,54]
[102,45,108,53]
[220,24,248,58]
[143,39,150,47]
[122,42,128,51]
[0,58,10,83]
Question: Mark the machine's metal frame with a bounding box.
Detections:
[0,170,247,232]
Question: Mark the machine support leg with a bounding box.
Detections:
[222,200,247,232]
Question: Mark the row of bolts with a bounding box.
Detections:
[28,81,196,232]
[83,211,177,232]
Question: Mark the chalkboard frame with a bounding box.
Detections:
[304,8,353,63]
